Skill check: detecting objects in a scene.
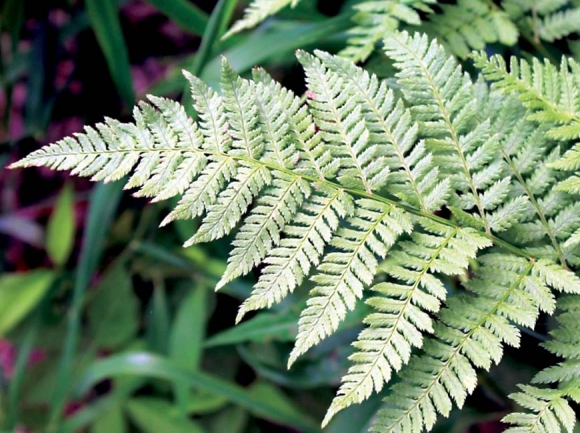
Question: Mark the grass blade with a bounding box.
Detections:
[46,183,75,267]
[48,182,123,431]
[76,352,320,432]
[85,0,135,106]
[144,0,209,36]
[170,285,209,413]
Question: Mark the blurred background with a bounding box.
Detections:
[0,1,560,432]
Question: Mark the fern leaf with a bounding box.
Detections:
[323,219,491,425]
[223,0,298,38]
[338,0,433,63]
[289,199,412,366]
[538,7,580,42]
[13,33,580,432]
[425,0,518,58]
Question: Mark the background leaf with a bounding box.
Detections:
[87,265,139,349]
[0,270,53,336]
[46,183,75,267]
[126,397,205,433]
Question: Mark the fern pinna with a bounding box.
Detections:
[11,32,580,432]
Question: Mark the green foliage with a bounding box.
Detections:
[0,271,54,336]
[227,0,580,61]
[11,29,580,432]
[46,184,75,267]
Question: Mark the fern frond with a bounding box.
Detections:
[473,53,580,140]
[372,254,580,432]
[323,219,491,424]
[537,7,580,42]
[338,0,433,63]
[503,296,580,433]
[425,0,518,58]
[223,0,298,38]
[289,199,412,366]
[13,33,580,432]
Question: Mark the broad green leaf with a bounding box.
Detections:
[170,286,208,369]
[186,391,228,414]
[46,183,75,266]
[87,265,139,349]
[209,406,248,433]
[147,279,170,354]
[0,270,54,336]
[126,397,204,433]
[248,380,319,427]
[90,401,126,433]
[200,14,353,88]
[205,312,297,347]
[170,285,209,414]
[76,352,320,432]
[85,0,134,106]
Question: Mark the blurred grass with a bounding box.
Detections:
[85,0,135,107]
